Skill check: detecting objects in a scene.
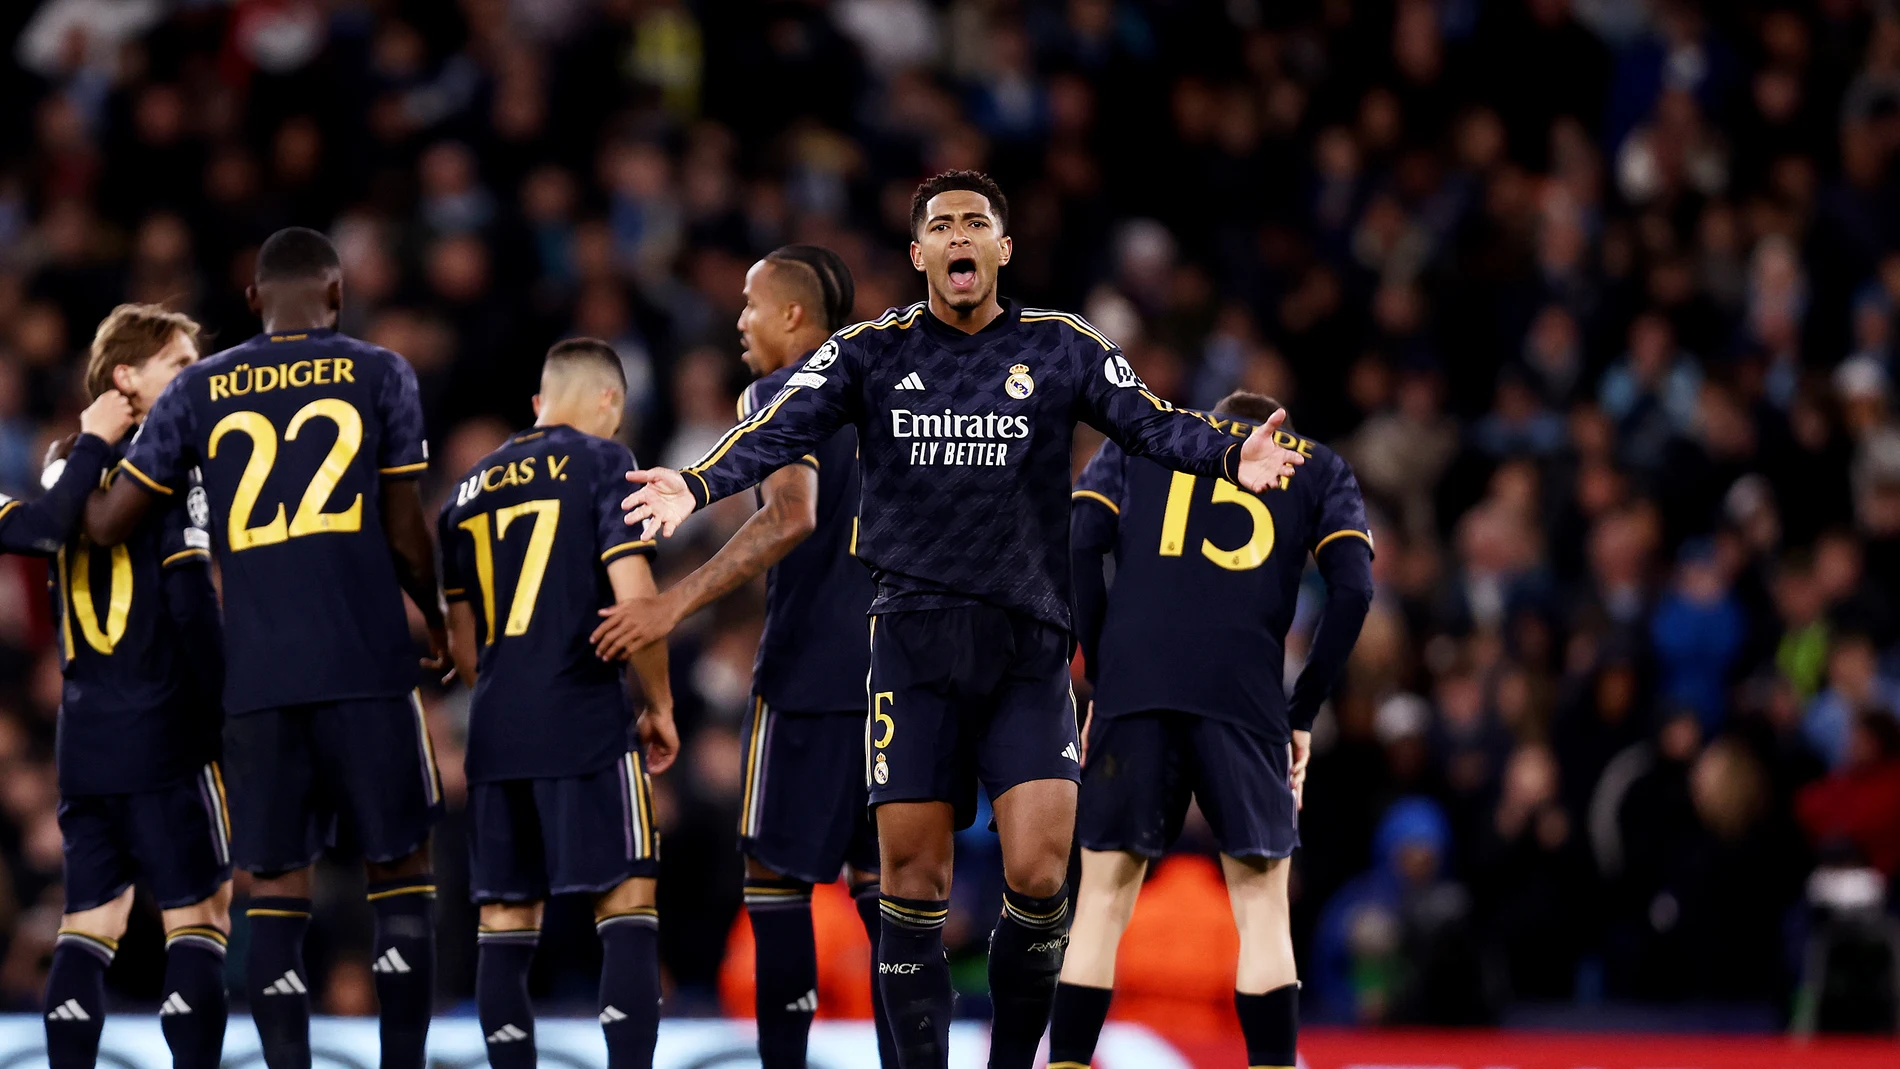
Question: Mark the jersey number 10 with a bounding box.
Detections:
[1158,472,1276,571]
[458,499,561,643]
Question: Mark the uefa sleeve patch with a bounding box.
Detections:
[787,372,828,389]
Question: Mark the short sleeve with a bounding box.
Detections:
[1311,453,1373,557]
[120,375,198,496]
[161,472,214,569]
[438,503,468,602]
[376,353,430,477]
[596,442,655,564]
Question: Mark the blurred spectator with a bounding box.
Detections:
[1804,633,1900,770]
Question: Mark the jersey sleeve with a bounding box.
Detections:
[1310,453,1374,558]
[0,433,111,555]
[1070,439,1125,682]
[437,502,468,602]
[598,442,656,564]
[375,353,430,478]
[119,376,197,496]
[741,379,820,473]
[1073,337,1239,482]
[680,336,860,509]
[159,472,213,569]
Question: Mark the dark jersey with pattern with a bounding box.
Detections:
[678,300,1245,632]
[439,425,655,783]
[743,361,875,713]
[1072,419,1371,739]
[51,441,221,795]
[121,329,429,714]
[0,433,113,556]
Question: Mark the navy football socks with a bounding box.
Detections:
[877,895,952,1069]
[597,908,661,1069]
[246,896,313,1069]
[43,930,113,1069]
[367,876,436,1069]
[1235,983,1300,1069]
[161,926,230,1069]
[476,927,540,1069]
[1046,981,1113,1069]
[986,885,1072,1069]
[851,878,899,1068]
[744,877,817,1068]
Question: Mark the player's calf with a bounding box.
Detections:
[159,882,233,1069]
[477,901,543,1069]
[988,781,1079,1069]
[366,850,437,1069]
[595,877,661,1069]
[1048,849,1148,1069]
[44,887,134,1069]
[743,860,818,1069]
[1224,854,1298,1069]
[246,870,315,1069]
[875,801,957,1069]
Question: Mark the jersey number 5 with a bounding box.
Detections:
[1158,472,1275,571]
[459,499,561,643]
[210,399,365,551]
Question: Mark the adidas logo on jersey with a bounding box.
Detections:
[785,989,819,1013]
[894,372,926,390]
[158,993,193,1016]
[46,999,91,1021]
[262,970,308,995]
[371,948,413,974]
[599,1005,628,1024]
[1061,742,1080,762]
[486,1024,530,1044]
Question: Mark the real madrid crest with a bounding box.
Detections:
[1004,363,1034,399]
[874,752,890,785]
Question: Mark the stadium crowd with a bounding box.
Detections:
[1,0,1898,1035]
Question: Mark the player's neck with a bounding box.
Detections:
[927,292,1004,334]
[260,307,337,334]
[768,334,830,373]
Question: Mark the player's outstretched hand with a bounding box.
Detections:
[1290,729,1311,811]
[79,391,137,444]
[1234,408,1305,493]
[592,594,680,662]
[639,705,679,774]
[622,467,695,538]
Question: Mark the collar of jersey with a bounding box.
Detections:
[919,297,1019,349]
[254,327,338,343]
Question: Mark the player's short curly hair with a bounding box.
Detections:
[1214,391,1285,425]
[909,170,1009,238]
[766,244,857,332]
[86,303,202,400]
[255,226,340,283]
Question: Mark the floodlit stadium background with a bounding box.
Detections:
[1,0,1899,1064]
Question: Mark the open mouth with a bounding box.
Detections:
[947,257,977,291]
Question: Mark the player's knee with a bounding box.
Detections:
[595,877,656,920]
[62,886,136,941]
[880,853,951,900]
[250,866,314,898]
[365,844,432,882]
[162,880,234,935]
[480,901,545,932]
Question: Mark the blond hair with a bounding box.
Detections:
[86,304,202,400]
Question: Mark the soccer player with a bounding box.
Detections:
[84,228,448,1069]
[1047,393,1373,1069]
[438,338,678,1069]
[34,306,227,1069]
[620,171,1307,1069]
[0,391,134,554]
[591,246,896,1068]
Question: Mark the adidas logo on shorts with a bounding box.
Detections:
[261,971,307,996]
[1061,742,1080,762]
[371,948,413,974]
[486,1024,529,1044]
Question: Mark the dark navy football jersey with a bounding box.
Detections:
[120,329,429,714]
[677,300,1245,631]
[0,433,113,556]
[439,425,656,783]
[742,360,875,713]
[51,442,220,795]
[1073,417,1371,739]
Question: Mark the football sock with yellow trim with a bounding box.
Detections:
[367,876,435,1069]
[246,896,312,1069]
[1046,981,1112,1069]
[744,877,816,1068]
[597,909,661,1069]
[851,878,899,1069]
[162,926,228,1069]
[44,930,113,1069]
[877,895,952,1069]
[1235,983,1299,1069]
[476,927,539,1069]
[986,885,1071,1069]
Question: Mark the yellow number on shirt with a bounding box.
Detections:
[60,541,133,655]
[210,400,365,551]
[459,499,562,643]
[1157,471,1276,571]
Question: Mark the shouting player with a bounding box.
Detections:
[85,228,448,1069]
[439,339,678,1069]
[592,246,896,1067]
[35,306,227,1069]
[1049,394,1373,1069]
[621,171,1307,1069]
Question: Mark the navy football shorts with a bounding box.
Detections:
[738,697,878,884]
[59,764,234,912]
[866,606,1080,830]
[222,693,444,874]
[467,752,660,903]
[1077,711,1298,860]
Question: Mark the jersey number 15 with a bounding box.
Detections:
[1159,472,1276,571]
